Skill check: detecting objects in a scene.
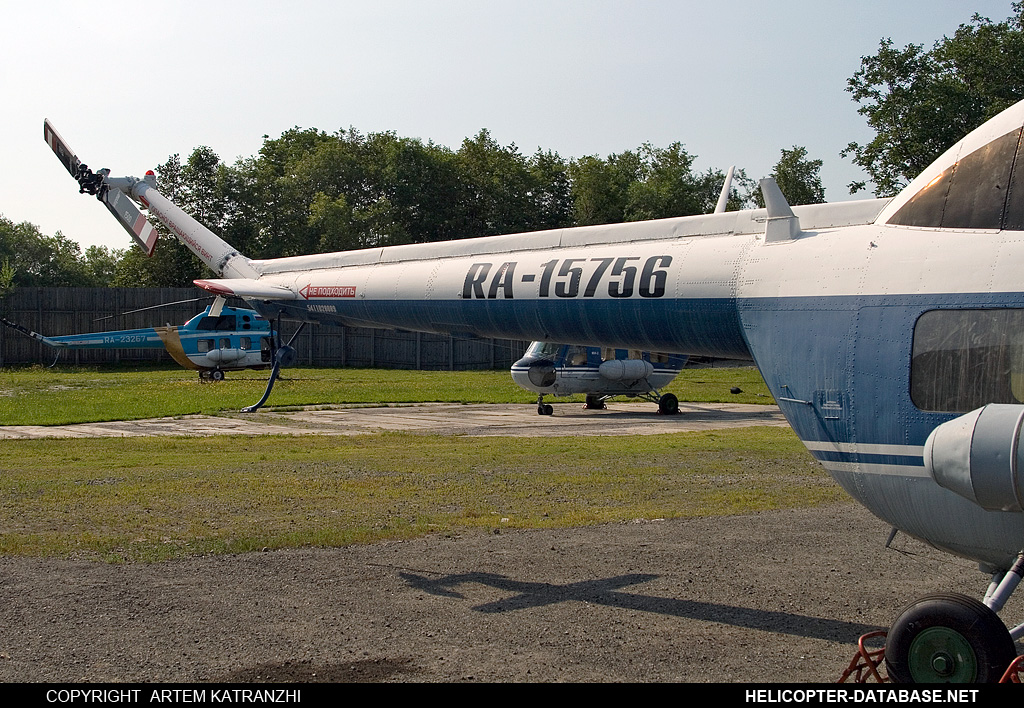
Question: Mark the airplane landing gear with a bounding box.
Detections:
[885,593,1016,683]
[584,394,606,410]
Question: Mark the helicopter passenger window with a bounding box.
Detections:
[566,345,588,366]
[240,337,251,350]
[197,339,213,353]
[650,352,669,364]
[910,309,1024,412]
[628,350,642,360]
[601,347,616,362]
[219,338,231,349]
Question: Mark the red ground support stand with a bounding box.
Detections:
[840,631,1023,683]
[838,631,888,683]
[999,655,1024,683]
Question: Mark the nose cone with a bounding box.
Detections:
[511,356,557,391]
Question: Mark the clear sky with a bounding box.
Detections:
[1,0,1018,252]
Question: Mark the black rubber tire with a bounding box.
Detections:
[584,395,605,410]
[885,592,1017,683]
[210,369,225,381]
[658,393,679,415]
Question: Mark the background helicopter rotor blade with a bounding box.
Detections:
[92,296,218,322]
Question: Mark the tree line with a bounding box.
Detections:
[5,3,1024,289]
[3,133,820,288]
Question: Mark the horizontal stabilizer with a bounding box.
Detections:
[194,278,299,300]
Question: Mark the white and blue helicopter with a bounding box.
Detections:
[1,302,276,381]
[44,100,1024,681]
[511,342,687,415]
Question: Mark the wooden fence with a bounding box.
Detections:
[0,288,532,370]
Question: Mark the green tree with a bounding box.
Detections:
[844,3,1024,195]
[753,146,826,207]
[568,151,642,225]
[0,215,106,287]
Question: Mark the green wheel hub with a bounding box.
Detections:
[907,626,977,682]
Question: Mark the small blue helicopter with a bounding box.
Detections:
[511,342,688,415]
[1,299,280,382]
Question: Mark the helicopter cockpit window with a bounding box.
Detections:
[527,342,562,359]
[911,308,1024,412]
[197,315,238,331]
[889,127,1024,230]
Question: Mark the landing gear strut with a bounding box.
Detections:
[843,553,1024,683]
[536,395,553,416]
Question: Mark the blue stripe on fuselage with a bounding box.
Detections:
[807,449,925,468]
[273,296,752,360]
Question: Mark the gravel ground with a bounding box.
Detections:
[1,502,1016,683]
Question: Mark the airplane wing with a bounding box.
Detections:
[193,278,299,300]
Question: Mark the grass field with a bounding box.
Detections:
[0,427,837,562]
[0,364,835,564]
[0,364,773,426]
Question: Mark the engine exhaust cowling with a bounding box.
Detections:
[924,404,1024,512]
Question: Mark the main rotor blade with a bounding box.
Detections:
[93,297,213,322]
[241,361,282,413]
[103,188,159,256]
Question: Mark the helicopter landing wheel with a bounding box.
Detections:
[537,403,553,416]
[658,393,679,415]
[885,592,1017,683]
[210,369,225,381]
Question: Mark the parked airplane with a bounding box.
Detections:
[1,302,275,380]
[511,342,687,415]
[44,100,1024,682]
